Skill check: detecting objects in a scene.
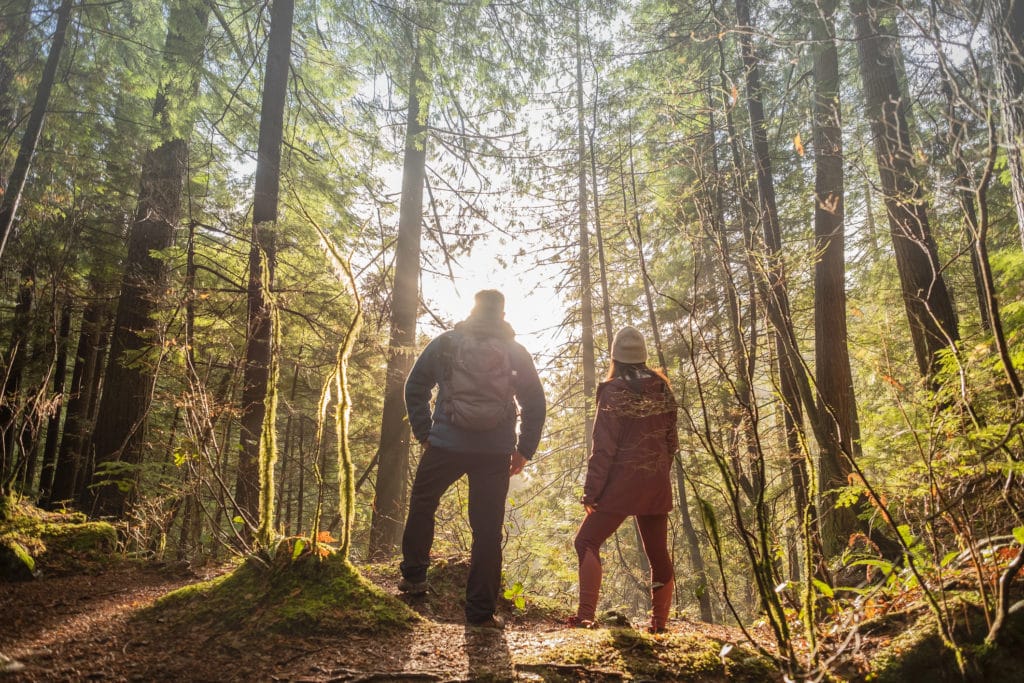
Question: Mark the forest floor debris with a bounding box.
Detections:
[3,551,1022,681]
[1,559,775,682]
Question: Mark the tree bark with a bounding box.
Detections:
[0,0,33,139]
[627,126,666,371]
[713,51,762,505]
[674,456,714,622]
[734,0,803,529]
[850,0,960,378]
[49,297,106,505]
[37,300,72,504]
[987,0,1024,249]
[810,0,857,559]
[589,134,613,350]
[86,0,211,517]
[235,0,293,549]
[0,0,75,263]
[0,264,35,493]
[575,1,596,455]
[368,39,428,560]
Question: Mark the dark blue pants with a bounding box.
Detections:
[400,445,510,622]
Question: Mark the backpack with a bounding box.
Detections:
[442,332,517,430]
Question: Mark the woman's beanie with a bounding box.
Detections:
[471,289,505,320]
[611,326,647,364]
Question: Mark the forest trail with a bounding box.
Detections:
[0,562,770,682]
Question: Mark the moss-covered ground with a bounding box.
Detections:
[4,522,1023,681]
[151,548,418,635]
[0,498,117,580]
[856,594,1024,683]
[514,627,776,682]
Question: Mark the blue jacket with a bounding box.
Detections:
[404,316,546,458]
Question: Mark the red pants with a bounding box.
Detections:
[573,510,674,628]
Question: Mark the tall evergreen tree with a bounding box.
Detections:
[235,0,293,547]
[367,28,428,560]
[850,0,960,378]
[809,0,857,559]
[87,0,211,517]
[0,0,76,263]
[986,0,1024,248]
[575,0,597,454]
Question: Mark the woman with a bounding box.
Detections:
[570,326,678,633]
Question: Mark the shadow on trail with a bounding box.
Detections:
[465,625,513,681]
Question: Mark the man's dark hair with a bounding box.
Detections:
[471,289,505,320]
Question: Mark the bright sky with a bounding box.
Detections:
[419,232,569,364]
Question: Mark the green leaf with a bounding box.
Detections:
[232,515,244,525]
[940,550,960,568]
[292,538,306,560]
[849,558,894,574]
[812,578,834,599]
[1013,526,1024,546]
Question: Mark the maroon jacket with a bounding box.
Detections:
[582,374,679,516]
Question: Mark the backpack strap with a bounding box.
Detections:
[439,331,456,382]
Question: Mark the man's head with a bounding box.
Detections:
[471,289,505,320]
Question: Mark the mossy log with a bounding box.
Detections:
[0,502,117,581]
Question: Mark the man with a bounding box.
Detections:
[399,289,546,629]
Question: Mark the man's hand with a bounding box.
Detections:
[509,450,528,476]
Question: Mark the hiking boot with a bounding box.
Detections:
[397,577,429,595]
[467,614,505,630]
[566,615,596,629]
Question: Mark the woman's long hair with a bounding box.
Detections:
[605,360,671,388]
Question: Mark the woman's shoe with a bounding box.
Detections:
[567,615,595,629]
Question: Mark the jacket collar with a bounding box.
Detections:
[454,314,515,340]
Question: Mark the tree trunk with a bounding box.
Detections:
[0,0,75,263]
[937,87,987,331]
[276,358,301,532]
[987,0,1024,248]
[87,0,211,517]
[735,0,803,529]
[626,127,666,371]
[0,264,35,493]
[575,1,596,455]
[49,298,106,505]
[37,301,72,504]
[0,0,33,139]
[810,0,857,560]
[368,39,428,560]
[713,53,762,505]
[674,456,714,622]
[235,0,293,549]
[589,134,613,350]
[333,258,363,559]
[851,0,959,378]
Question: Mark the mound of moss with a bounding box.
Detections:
[152,548,418,635]
[865,597,1024,683]
[518,627,775,682]
[0,500,117,581]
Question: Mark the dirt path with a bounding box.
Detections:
[0,565,575,682]
[1,564,769,682]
